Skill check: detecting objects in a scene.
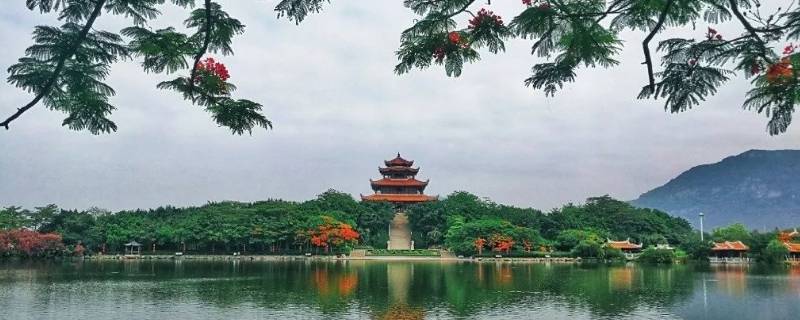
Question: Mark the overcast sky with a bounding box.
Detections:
[0,1,797,212]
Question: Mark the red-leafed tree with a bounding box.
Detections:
[474,238,486,255]
[305,216,360,253]
[0,229,65,258]
[490,234,515,254]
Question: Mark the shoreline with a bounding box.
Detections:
[82,254,580,263]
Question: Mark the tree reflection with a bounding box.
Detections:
[9,260,800,318]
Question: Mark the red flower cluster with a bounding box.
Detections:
[448,31,461,44]
[474,237,487,254]
[469,8,504,29]
[522,0,533,5]
[766,57,794,83]
[706,27,723,41]
[490,234,514,253]
[306,216,360,252]
[0,229,65,258]
[195,57,230,82]
[784,43,797,55]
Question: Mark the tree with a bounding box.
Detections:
[9,1,798,135]
[0,207,31,230]
[554,229,603,251]
[3,0,272,134]
[761,239,789,264]
[638,247,676,264]
[571,239,604,258]
[284,0,800,135]
[29,204,59,231]
[712,223,752,242]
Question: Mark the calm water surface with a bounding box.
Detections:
[1,260,799,319]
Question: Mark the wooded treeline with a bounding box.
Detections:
[2,190,694,256]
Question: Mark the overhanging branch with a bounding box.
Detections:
[187,0,214,100]
[728,0,774,64]
[1,0,108,130]
[642,0,675,91]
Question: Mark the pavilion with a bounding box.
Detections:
[710,241,749,263]
[605,239,642,259]
[124,241,142,256]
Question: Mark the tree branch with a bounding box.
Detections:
[187,0,214,100]
[1,0,107,130]
[642,0,675,91]
[728,0,773,64]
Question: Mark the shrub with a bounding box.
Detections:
[603,247,625,260]
[571,240,605,258]
[760,240,789,264]
[637,248,675,264]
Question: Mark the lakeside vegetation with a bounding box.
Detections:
[1,190,798,263]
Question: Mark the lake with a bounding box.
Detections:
[1,259,799,319]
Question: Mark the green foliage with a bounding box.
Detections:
[544,196,692,247]
[9,0,800,134]
[761,239,790,264]
[443,217,543,256]
[5,0,270,134]
[638,247,676,264]
[603,246,625,260]
[0,207,32,230]
[554,229,603,251]
[679,233,711,261]
[571,240,604,258]
[712,223,751,243]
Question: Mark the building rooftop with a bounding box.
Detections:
[712,241,749,251]
[384,153,414,167]
[783,242,800,253]
[606,239,643,250]
[379,166,419,175]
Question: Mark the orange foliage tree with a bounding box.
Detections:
[306,216,360,253]
[490,234,514,254]
[474,238,486,255]
[0,229,65,258]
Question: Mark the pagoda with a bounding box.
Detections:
[361,153,438,204]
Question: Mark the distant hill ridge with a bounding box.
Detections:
[631,149,800,229]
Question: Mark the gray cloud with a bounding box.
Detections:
[1,1,798,212]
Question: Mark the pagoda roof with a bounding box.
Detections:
[712,241,749,251]
[360,194,438,203]
[783,242,800,253]
[379,166,419,175]
[370,178,429,189]
[384,153,414,167]
[606,239,642,250]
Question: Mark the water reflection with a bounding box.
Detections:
[0,260,799,319]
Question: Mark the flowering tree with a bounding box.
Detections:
[305,216,360,253]
[295,0,800,135]
[0,229,66,258]
[474,237,486,255]
[3,0,272,134]
[490,234,515,253]
[5,1,800,135]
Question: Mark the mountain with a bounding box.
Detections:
[631,149,800,229]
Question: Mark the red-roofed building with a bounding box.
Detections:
[362,154,437,250]
[606,239,643,252]
[711,241,750,263]
[361,153,438,205]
